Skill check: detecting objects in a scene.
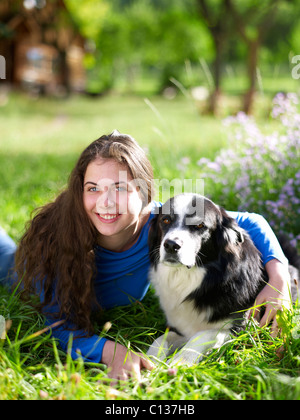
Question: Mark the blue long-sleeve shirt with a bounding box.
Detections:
[0,227,17,288]
[41,202,288,364]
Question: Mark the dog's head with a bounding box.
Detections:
[149,194,245,269]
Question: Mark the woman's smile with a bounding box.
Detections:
[96,213,121,223]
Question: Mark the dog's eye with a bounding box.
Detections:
[162,217,171,225]
[196,223,204,229]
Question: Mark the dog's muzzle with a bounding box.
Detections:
[162,238,193,269]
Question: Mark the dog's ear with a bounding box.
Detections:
[216,208,244,257]
[148,209,163,268]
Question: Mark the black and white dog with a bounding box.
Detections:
[147,193,299,365]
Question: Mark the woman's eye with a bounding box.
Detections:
[88,187,99,192]
[116,186,127,192]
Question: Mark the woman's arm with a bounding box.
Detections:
[227,211,288,266]
[44,303,154,381]
[0,228,17,288]
[228,211,291,333]
[43,309,108,363]
[252,259,291,335]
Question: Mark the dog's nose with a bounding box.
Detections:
[164,239,181,254]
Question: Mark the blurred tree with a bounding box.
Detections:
[262,0,300,64]
[225,0,281,113]
[64,0,110,40]
[195,0,233,114]
[67,0,213,94]
[63,0,300,103]
[196,0,300,114]
[108,0,213,93]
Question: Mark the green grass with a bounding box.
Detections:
[0,91,300,400]
[1,286,300,400]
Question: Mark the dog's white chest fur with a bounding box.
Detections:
[150,264,215,338]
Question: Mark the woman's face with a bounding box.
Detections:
[83,158,143,246]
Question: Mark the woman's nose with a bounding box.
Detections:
[96,188,115,211]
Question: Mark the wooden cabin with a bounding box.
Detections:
[0,0,86,94]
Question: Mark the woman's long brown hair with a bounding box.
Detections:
[15,131,154,335]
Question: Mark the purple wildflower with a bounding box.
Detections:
[196,93,300,249]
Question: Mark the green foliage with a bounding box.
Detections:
[1,284,300,400]
[65,0,110,40]
[62,0,300,94]
[68,0,213,93]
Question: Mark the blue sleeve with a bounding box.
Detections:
[42,297,107,364]
[46,318,107,363]
[227,211,288,267]
[0,228,17,288]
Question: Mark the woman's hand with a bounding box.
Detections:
[102,340,154,383]
[250,259,291,335]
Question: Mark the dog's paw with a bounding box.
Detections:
[168,346,204,367]
[147,335,170,362]
[147,331,183,363]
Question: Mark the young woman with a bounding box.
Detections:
[1,130,291,382]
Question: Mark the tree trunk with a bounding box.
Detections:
[208,33,223,115]
[243,40,260,114]
[196,0,228,115]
